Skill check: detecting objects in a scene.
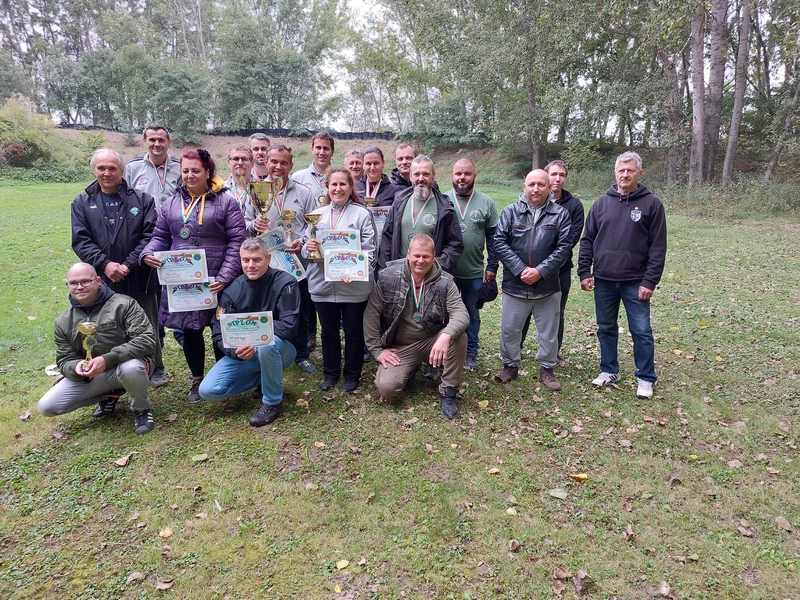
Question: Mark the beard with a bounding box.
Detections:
[412,184,432,202]
[453,182,473,196]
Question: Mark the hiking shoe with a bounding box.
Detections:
[150,368,170,388]
[556,354,568,367]
[249,402,283,427]
[439,386,459,420]
[539,366,562,391]
[424,364,441,380]
[636,378,654,399]
[187,379,203,403]
[307,335,317,351]
[342,379,359,393]
[465,355,479,371]
[92,393,121,419]
[363,348,372,363]
[133,409,154,435]
[319,375,338,391]
[493,365,519,384]
[297,360,316,374]
[591,372,620,387]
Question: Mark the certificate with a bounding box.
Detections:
[323,250,369,282]
[270,247,307,281]
[318,229,361,253]
[166,282,218,312]
[220,311,275,348]
[369,207,390,239]
[155,249,208,285]
[258,228,287,252]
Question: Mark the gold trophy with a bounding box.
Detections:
[249,176,283,221]
[77,321,99,370]
[281,209,297,242]
[303,213,323,261]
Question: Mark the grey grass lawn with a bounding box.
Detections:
[0,181,798,599]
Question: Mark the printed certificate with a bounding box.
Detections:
[155,249,208,285]
[369,207,390,239]
[270,247,307,281]
[220,311,275,348]
[323,250,369,282]
[318,229,361,253]
[258,228,287,252]
[166,281,217,312]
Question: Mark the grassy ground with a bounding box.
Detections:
[0,177,798,600]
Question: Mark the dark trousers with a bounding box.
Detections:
[316,300,368,382]
[182,327,224,378]
[292,278,312,362]
[522,269,572,351]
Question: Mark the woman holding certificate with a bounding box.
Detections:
[355,146,399,207]
[141,149,245,403]
[303,167,376,392]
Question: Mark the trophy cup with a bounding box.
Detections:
[249,180,277,219]
[281,209,297,242]
[303,213,323,261]
[77,321,99,370]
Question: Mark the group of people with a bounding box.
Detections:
[37,124,667,434]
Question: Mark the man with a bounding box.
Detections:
[345,148,364,181]
[37,263,157,434]
[245,144,319,374]
[71,148,168,387]
[225,144,254,215]
[364,234,469,419]
[292,131,334,200]
[493,169,571,391]
[379,155,463,275]
[390,143,416,188]
[578,151,667,399]
[444,158,499,370]
[124,124,181,212]
[199,238,300,426]
[249,133,271,180]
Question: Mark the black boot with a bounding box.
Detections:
[439,386,459,420]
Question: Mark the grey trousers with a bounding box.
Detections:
[37,358,152,416]
[132,293,163,371]
[500,292,561,369]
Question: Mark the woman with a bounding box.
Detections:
[303,167,376,392]
[354,146,398,207]
[141,149,245,403]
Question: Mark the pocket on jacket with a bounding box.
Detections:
[596,250,637,274]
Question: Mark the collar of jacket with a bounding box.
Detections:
[84,179,134,197]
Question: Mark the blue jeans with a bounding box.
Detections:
[455,277,483,357]
[199,337,296,405]
[594,278,656,382]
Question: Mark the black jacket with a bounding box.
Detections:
[71,180,158,297]
[379,187,464,275]
[495,195,572,299]
[355,174,399,207]
[211,267,300,359]
[553,189,585,272]
[577,184,667,289]
[389,168,412,188]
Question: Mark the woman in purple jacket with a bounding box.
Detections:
[141,149,245,403]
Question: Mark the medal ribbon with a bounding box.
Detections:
[411,193,432,230]
[454,189,475,222]
[412,279,424,310]
[311,170,326,196]
[182,193,206,226]
[330,201,350,230]
[154,161,168,194]
[367,180,381,199]
[230,180,248,210]
[275,180,287,213]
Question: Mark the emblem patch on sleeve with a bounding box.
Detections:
[215,306,226,320]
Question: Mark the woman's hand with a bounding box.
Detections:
[306,239,320,254]
[209,281,225,294]
[143,255,163,269]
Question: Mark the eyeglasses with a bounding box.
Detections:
[66,279,96,288]
[228,156,250,162]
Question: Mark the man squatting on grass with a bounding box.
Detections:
[38,263,157,435]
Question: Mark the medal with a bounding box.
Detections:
[318,194,328,205]
[408,232,415,242]
[411,277,424,322]
[179,226,190,239]
[181,192,205,239]
[412,312,422,323]
[460,222,467,233]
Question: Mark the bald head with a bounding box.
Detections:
[452,159,476,195]
[91,148,124,193]
[523,169,550,206]
[66,263,102,306]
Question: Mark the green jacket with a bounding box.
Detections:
[54,286,156,380]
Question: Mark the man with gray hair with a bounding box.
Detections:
[249,133,271,180]
[578,151,667,399]
[71,148,167,389]
[379,155,463,275]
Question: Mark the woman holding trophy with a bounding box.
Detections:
[141,149,245,403]
[302,167,376,392]
[355,146,399,207]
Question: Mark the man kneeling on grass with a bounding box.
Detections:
[38,263,157,435]
[199,237,300,427]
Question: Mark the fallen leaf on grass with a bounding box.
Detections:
[774,516,793,532]
[336,559,349,570]
[553,580,566,596]
[687,553,699,562]
[572,570,594,595]
[403,417,418,426]
[506,495,517,504]
[296,398,309,407]
[669,555,686,564]
[165,413,178,422]
[659,581,672,597]
[508,540,520,552]
[349,446,362,454]
[19,410,32,421]
[126,571,145,584]
[314,441,326,448]
[766,466,781,475]
[305,482,318,490]
[27,315,37,321]
[136,522,147,529]
[487,467,500,475]
[44,364,60,376]
[425,443,438,454]
[552,566,571,580]
[14,432,22,439]
[623,502,632,512]
[477,400,489,408]
[334,584,342,593]
[50,431,64,440]
[195,512,207,519]
[618,439,632,448]
[155,578,173,590]
[666,474,683,488]
[548,488,568,500]
[569,473,588,482]
[727,460,743,468]
[114,454,132,467]
[158,528,173,538]
[623,524,635,541]
[358,556,367,566]
[191,453,208,462]
[127,512,139,522]
[170,504,178,510]
[505,507,517,516]
[737,521,755,537]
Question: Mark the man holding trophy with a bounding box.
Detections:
[37,263,158,435]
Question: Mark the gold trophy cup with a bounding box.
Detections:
[77,321,99,370]
[303,213,323,261]
[281,209,297,242]
[249,176,283,222]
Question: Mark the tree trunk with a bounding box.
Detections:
[656,49,684,185]
[689,4,706,188]
[722,0,751,186]
[752,10,771,101]
[763,80,800,182]
[704,0,728,181]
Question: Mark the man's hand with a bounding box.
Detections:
[638,286,653,300]
[143,255,163,269]
[76,356,106,378]
[580,277,594,291]
[520,267,541,285]
[376,348,400,368]
[209,281,225,294]
[254,215,270,234]
[285,239,302,254]
[428,333,451,367]
[104,262,129,282]
[235,345,256,360]
[484,270,496,282]
[305,239,320,254]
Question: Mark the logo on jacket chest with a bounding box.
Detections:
[630,208,642,222]
[129,207,140,216]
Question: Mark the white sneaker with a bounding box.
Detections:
[591,372,620,387]
[636,378,654,399]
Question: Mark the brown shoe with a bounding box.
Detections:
[493,365,519,384]
[539,366,562,391]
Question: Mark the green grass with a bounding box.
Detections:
[0,178,799,599]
